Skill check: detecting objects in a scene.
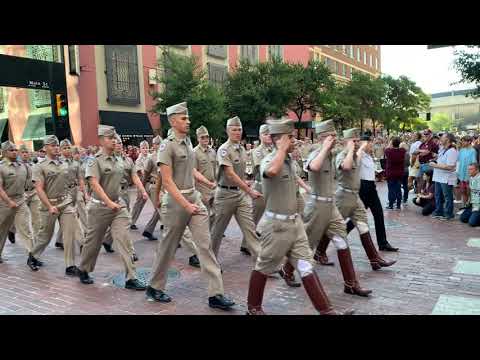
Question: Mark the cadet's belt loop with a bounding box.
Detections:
[264,211,298,221]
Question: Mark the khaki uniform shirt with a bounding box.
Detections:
[85,150,124,202]
[260,151,298,215]
[252,144,272,183]
[157,132,196,191]
[335,149,361,192]
[217,139,247,187]
[194,144,216,196]
[120,155,135,187]
[60,156,80,188]
[306,144,336,197]
[135,153,150,181]
[142,153,159,184]
[32,156,70,200]
[0,158,28,203]
[245,150,253,176]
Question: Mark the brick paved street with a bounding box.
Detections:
[1,183,479,315]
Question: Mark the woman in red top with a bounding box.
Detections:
[384,137,406,210]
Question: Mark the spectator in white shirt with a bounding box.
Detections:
[430,133,458,220]
[408,132,422,192]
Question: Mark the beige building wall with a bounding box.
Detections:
[95,45,146,113]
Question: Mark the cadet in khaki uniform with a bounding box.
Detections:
[325,128,396,271]
[246,118,353,315]
[210,116,262,261]
[146,102,234,310]
[300,121,371,297]
[0,142,34,263]
[239,124,272,256]
[103,134,148,261]
[77,125,145,290]
[28,136,81,275]
[129,140,151,230]
[72,146,89,239]
[139,135,162,240]
[20,144,40,243]
[54,139,86,249]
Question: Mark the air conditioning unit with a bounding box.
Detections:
[149,69,157,85]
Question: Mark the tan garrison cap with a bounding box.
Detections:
[196,126,209,137]
[59,139,72,148]
[259,124,269,135]
[315,119,336,135]
[226,116,242,127]
[43,135,59,146]
[166,102,188,116]
[139,140,149,148]
[19,144,29,152]
[343,128,361,139]
[152,135,162,145]
[267,117,295,135]
[1,141,16,152]
[98,125,116,137]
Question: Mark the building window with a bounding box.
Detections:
[363,50,367,65]
[335,61,339,74]
[68,45,80,75]
[342,64,347,77]
[171,45,189,49]
[104,45,140,106]
[26,45,61,63]
[350,67,354,79]
[369,54,373,67]
[357,47,361,62]
[268,45,283,60]
[207,45,227,59]
[240,45,259,63]
[350,45,354,58]
[207,62,228,87]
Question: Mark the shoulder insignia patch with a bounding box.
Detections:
[159,143,167,152]
[87,158,95,167]
[220,149,227,157]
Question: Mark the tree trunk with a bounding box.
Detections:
[372,119,376,136]
[360,118,364,133]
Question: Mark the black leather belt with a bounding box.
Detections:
[219,185,239,190]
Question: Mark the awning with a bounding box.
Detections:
[22,113,48,141]
[99,111,153,136]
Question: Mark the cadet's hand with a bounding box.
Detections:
[245,180,253,187]
[136,189,144,200]
[142,191,149,201]
[49,206,59,215]
[346,140,355,152]
[107,201,122,212]
[323,135,336,151]
[209,181,217,190]
[154,198,161,209]
[249,189,263,199]
[359,141,368,152]
[185,203,200,215]
[278,134,292,153]
[8,200,18,209]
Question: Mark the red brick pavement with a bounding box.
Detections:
[0,183,479,315]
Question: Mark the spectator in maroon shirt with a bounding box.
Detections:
[385,137,406,210]
[413,129,439,192]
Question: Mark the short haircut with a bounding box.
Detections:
[444,133,456,144]
[468,162,479,171]
[416,132,422,141]
[391,137,401,148]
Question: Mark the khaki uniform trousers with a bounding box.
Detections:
[0,197,34,257]
[31,197,79,268]
[143,182,161,234]
[130,186,148,226]
[149,191,223,297]
[211,188,260,259]
[55,189,85,249]
[103,188,136,256]
[255,216,313,275]
[29,193,41,243]
[76,190,88,237]
[241,182,265,248]
[303,197,347,250]
[335,191,368,229]
[79,200,137,280]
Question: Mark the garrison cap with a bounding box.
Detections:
[114,134,122,144]
[19,144,29,152]
[266,117,295,135]
[315,119,336,135]
[342,128,361,139]
[1,141,16,152]
[43,135,59,146]
[71,146,80,154]
[196,126,209,137]
[98,125,116,137]
[59,139,72,148]
[139,140,149,148]
[152,135,162,145]
[259,124,269,135]
[226,116,242,127]
[166,102,188,117]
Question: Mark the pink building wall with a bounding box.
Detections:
[142,45,160,133]
[228,45,238,71]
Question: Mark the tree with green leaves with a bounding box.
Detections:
[150,47,227,141]
[453,46,480,97]
[430,113,453,132]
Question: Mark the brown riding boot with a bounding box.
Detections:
[246,270,268,315]
[337,248,372,297]
[301,272,354,315]
[359,232,397,271]
[313,235,334,266]
[279,262,301,287]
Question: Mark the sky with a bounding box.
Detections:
[381,45,476,95]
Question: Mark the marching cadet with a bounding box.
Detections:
[129,140,151,231]
[27,136,81,275]
[245,143,254,180]
[0,141,34,263]
[72,146,89,239]
[138,135,162,241]
[210,116,262,262]
[146,102,234,310]
[54,139,86,250]
[318,128,396,271]
[102,134,148,261]
[301,120,371,297]
[239,124,272,256]
[245,118,353,315]
[77,125,146,290]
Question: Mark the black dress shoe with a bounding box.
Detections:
[55,242,64,250]
[79,245,83,254]
[132,253,139,262]
[240,247,252,256]
[146,286,172,302]
[65,266,79,276]
[189,255,201,268]
[8,231,15,244]
[379,244,399,252]
[33,257,44,267]
[130,224,138,230]
[78,270,94,284]
[125,278,147,291]
[208,294,235,310]
[27,254,39,271]
[142,231,158,241]
[102,243,115,253]
[160,225,164,230]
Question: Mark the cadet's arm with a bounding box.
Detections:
[0,183,15,207]
[88,176,116,207]
[132,172,148,197]
[296,176,311,193]
[193,168,215,188]
[224,166,254,194]
[154,169,163,207]
[35,181,54,210]
[160,164,191,209]
[341,148,355,171]
[264,149,287,178]
[308,146,330,172]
